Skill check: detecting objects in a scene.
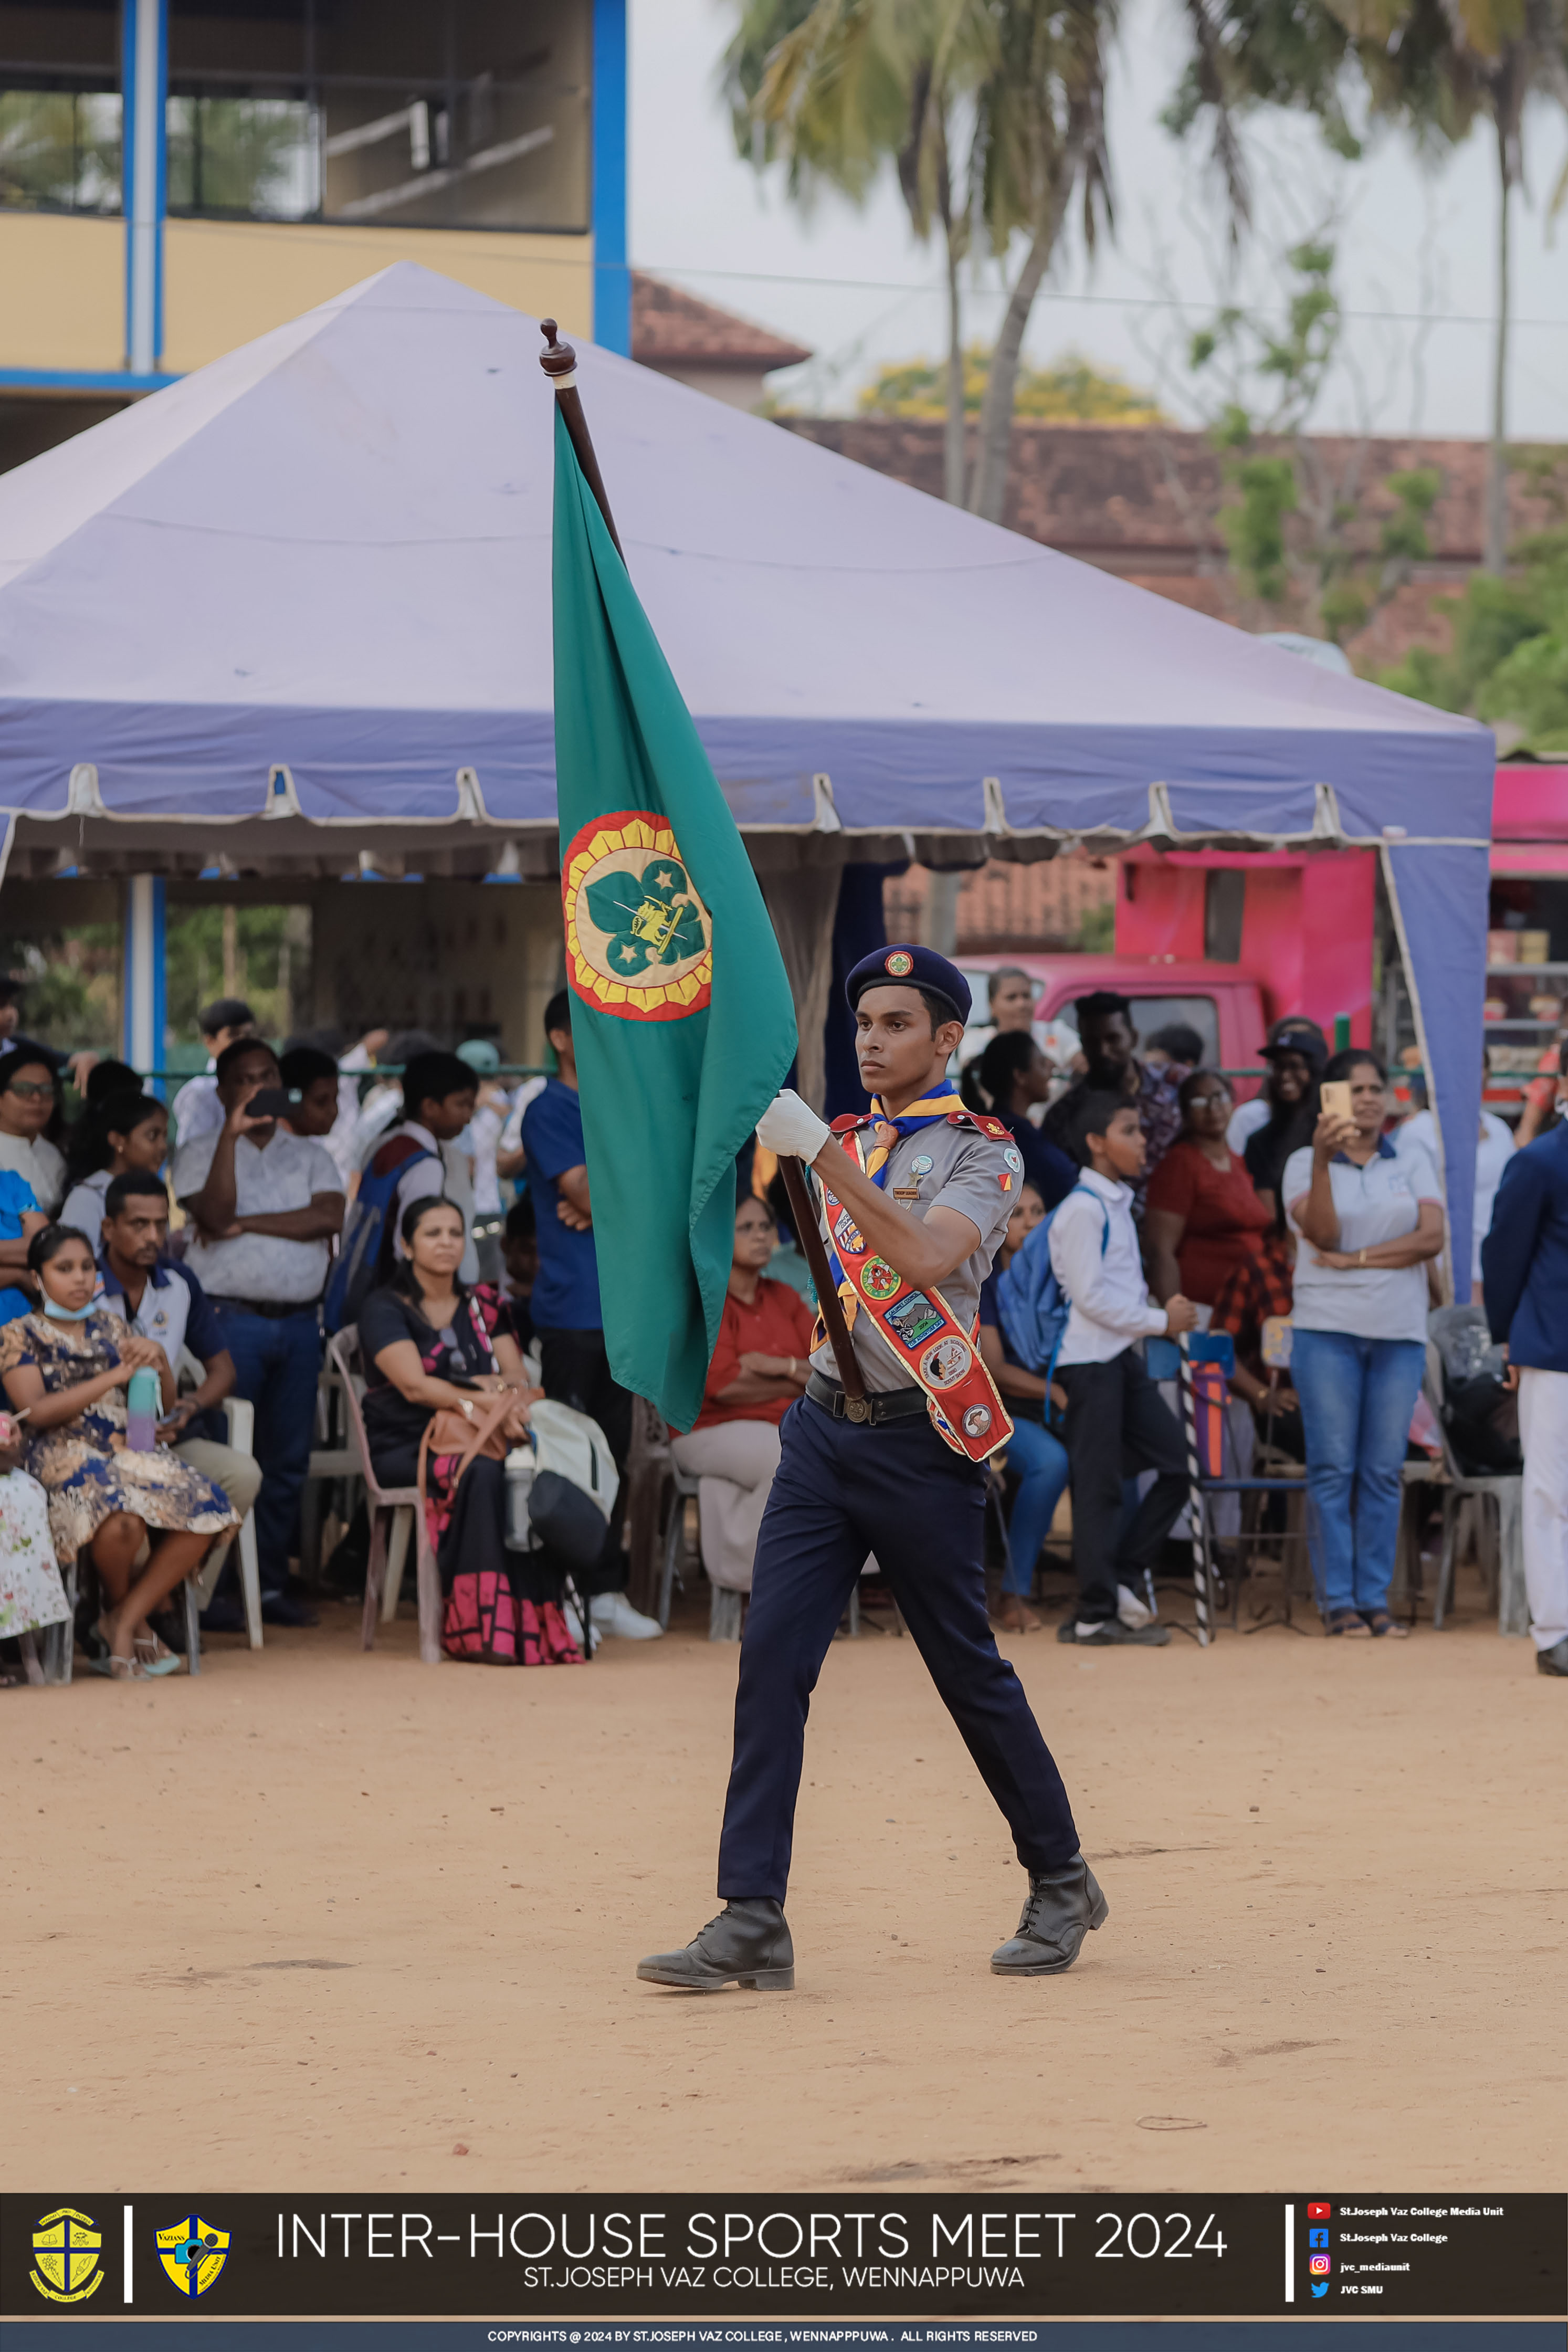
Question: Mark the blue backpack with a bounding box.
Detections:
[995,1184,1110,1384]
[324,1142,437,1334]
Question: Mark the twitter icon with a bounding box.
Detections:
[1311,2283,1329,2300]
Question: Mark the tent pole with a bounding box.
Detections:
[122,874,166,1090]
[539,320,625,564]
[1379,843,1453,1307]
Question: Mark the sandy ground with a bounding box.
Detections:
[4,1573,1562,2197]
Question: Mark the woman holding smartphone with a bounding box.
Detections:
[1282,1049,1446,1637]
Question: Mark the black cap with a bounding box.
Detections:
[846,944,971,1026]
[1258,1015,1328,1067]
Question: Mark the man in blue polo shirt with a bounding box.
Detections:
[95,1170,263,1611]
[520,990,659,1642]
[1483,1037,1568,1677]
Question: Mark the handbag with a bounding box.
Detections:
[416,1391,521,1506]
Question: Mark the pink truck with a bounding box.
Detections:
[961,764,1566,1118]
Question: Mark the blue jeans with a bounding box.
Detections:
[1002,1416,1071,1595]
[211,1304,322,1599]
[1292,1328,1426,1618]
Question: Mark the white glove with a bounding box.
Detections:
[755,1088,831,1162]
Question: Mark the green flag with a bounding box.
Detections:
[550,403,798,1429]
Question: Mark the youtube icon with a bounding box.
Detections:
[1308,2203,1331,2220]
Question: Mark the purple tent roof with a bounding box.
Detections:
[0,260,1492,846]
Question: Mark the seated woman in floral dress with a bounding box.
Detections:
[0,1225,238,1681]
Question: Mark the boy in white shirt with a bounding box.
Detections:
[1049,1091,1198,1647]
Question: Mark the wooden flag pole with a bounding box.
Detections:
[777,1156,867,1413]
[539,320,626,563]
[539,319,864,1412]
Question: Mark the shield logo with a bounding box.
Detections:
[156,2214,230,2297]
[561,811,713,1022]
[30,2207,103,2303]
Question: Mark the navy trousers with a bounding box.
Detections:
[209,1303,321,1600]
[718,1395,1081,1901]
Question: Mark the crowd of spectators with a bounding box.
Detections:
[949,982,1559,1668]
[0,951,1562,1685]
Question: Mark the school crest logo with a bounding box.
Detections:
[156,2214,230,2297]
[562,810,712,1023]
[859,1257,900,1301]
[30,2208,103,2303]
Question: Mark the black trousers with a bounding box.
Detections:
[538,1328,634,1597]
[718,1395,1081,1902]
[1059,1349,1189,1624]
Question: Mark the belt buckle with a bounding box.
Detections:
[845,1395,869,1424]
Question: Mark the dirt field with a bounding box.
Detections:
[5,1579,1562,2196]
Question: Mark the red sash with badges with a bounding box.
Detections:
[821,1124,1014,1464]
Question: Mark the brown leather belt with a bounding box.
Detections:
[806,1370,926,1426]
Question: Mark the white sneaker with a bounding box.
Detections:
[590,1589,664,1641]
[1117,1582,1156,1630]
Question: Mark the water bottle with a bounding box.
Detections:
[126,1365,160,1453]
[503,1446,535,1551]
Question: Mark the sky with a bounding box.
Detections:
[629,0,1568,442]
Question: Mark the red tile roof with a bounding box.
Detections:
[775,416,1565,668]
[632,273,812,372]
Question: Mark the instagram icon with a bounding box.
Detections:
[1310,2255,1332,2276]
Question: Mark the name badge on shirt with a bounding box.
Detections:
[892,1185,921,1203]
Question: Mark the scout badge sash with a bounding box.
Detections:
[818,1097,1014,1463]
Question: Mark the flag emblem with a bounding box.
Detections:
[562,811,712,1021]
[30,2208,103,2303]
[156,2214,230,2297]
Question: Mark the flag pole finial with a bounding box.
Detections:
[540,319,625,563]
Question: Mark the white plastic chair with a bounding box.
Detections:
[176,1347,262,1655]
[328,1325,442,1665]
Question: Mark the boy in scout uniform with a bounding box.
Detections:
[639,947,1104,1992]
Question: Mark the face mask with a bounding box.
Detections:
[43,1295,96,1321]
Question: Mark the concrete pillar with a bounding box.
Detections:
[122,0,167,374]
[591,0,629,354]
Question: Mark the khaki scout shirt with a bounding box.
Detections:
[809,1111,1018,1394]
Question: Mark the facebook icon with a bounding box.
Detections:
[1309,2229,1329,2247]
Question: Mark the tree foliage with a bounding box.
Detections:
[1380,524,1568,753]
[859,341,1162,418]
[1177,240,1440,641]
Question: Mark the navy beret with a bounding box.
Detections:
[846,943,971,1025]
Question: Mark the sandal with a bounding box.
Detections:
[89,1652,151,1681]
[1362,1610,1410,1640]
[133,1630,183,1677]
[1325,1608,1371,1638]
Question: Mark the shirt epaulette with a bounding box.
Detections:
[829,1112,874,1134]
[946,1110,1011,1140]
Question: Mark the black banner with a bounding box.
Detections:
[3,2194,1563,2321]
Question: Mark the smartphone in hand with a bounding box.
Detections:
[1320,1079,1353,1123]
[244,1087,292,1120]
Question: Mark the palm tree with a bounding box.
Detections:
[962,0,1117,519]
[725,0,1251,519]
[723,0,986,502]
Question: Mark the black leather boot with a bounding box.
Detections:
[637,1899,794,1991]
[990,1857,1108,1976]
